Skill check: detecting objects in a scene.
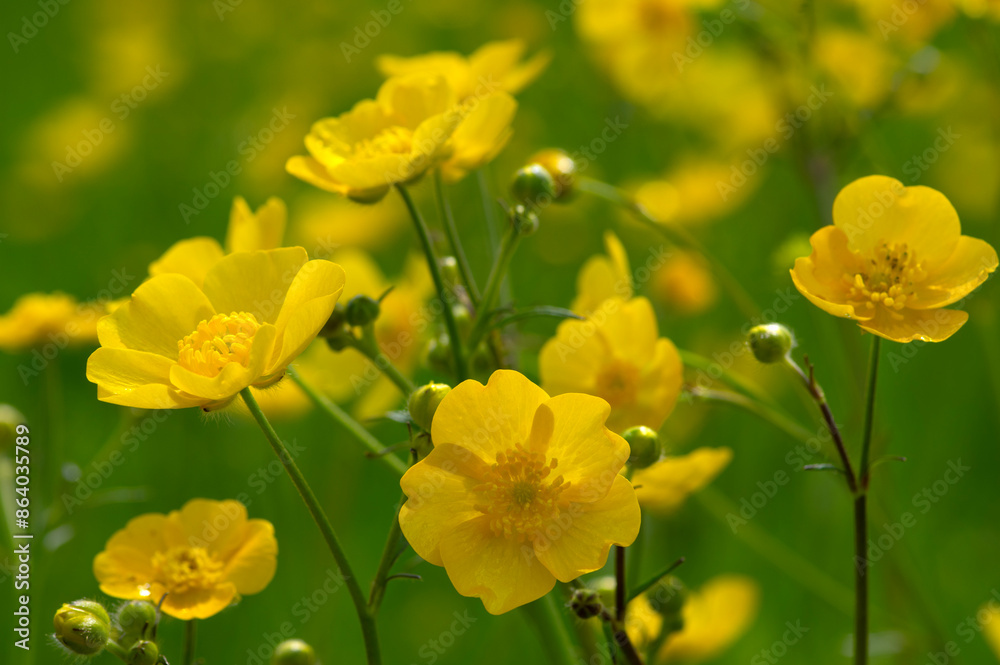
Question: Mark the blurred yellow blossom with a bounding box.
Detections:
[813,29,898,109]
[632,447,732,513]
[652,251,718,315]
[0,293,103,353]
[571,231,632,315]
[634,156,761,226]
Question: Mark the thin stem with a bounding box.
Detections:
[182,620,196,665]
[354,325,415,396]
[396,184,467,380]
[599,608,645,665]
[858,337,882,488]
[368,498,405,614]
[434,169,480,303]
[688,386,816,449]
[678,348,780,407]
[288,367,407,476]
[615,546,627,622]
[854,494,868,665]
[240,388,381,665]
[467,225,520,351]
[577,176,759,320]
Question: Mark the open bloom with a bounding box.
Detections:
[632,447,731,513]
[791,176,998,342]
[571,231,633,316]
[399,370,641,615]
[540,297,683,434]
[94,499,277,620]
[0,292,104,352]
[87,248,344,410]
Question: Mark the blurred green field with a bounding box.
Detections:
[2,1,1000,664]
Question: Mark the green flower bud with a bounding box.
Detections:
[510,164,557,208]
[53,600,111,656]
[623,426,661,469]
[345,295,381,328]
[0,404,26,454]
[424,336,452,374]
[114,600,158,644]
[408,383,451,431]
[529,148,577,201]
[747,323,794,363]
[569,588,604,620]
[511,205,539,236]
[321,303,350,337]
[648,576,687,619]
[127,639,160,665]
[272,639,318,665]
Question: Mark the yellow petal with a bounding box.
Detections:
[174,499,247,556]
[223,519,278,595]
[431,370,549,463]
[87,348,198,409]
[601,298,660,365]
[438,516,556,615]
[168,323,276,401]
[201,248,308,325]
[270,260,345,374]
[226,196,287,253]
[97,274,216,356]
[148,237,225,289]
[286,155,353,197]
[441,92,517,182]
[912,235,998,309]
[858,307,968,343]
[533,475,640,582]
[633,447,733,514]
[659,575,760,663]
[160,583,238,620]
[378,74,454,126]
[399,443,491,566]
[790,226,873,321]
[539,315,609,397]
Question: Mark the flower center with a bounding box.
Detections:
[473,445,570,542]
[151,546,224,595]
[843,241,927,319]
[596,359,640,407]
[354,126,415,160]
[177,312,260,377]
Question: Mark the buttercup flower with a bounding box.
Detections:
[0,292,103,352]
[632,447,732,513]
[627,575,760,663]
[791,175,998,342]
[399,370,641,615]
[540,297,683,434]
[571,231,632,316]
[653,251,718,315]
[93,499,277,620]
[86,247,344,410]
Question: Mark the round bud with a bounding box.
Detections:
[511,205,539,237]
[648,576,687,618]
[623,426,661,469]
[115,600,158,644]
[53,600,111,656]
[345,295,381,328]
[346,184,390,205]
[747,323,794,363]
[272,639,318,665]
[529,148,577,201]
[569,588,604,620]
[0,404,26,454]
[320,303,349,337]
[127,640,160,665]
[424,336,452,374]
[408,383,452,431]
[510,164,557,208]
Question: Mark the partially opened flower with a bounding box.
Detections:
[399,370,641,615]
[0,292,103,352]
[93,499,277,620]
[87,247,344,410]
[627,575,760,663]
[791,175,998,342]
[540,297,683,434]
[632,447,732,513]
[438,91,517,183]
[571,231,633,316]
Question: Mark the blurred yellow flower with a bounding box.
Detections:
[87,248,344,410]
[438,91,517,183]
[627,575,760,663]
[812,29,897,110]
[289,191,409,251]
[571,231,632,316]
[540,297,683,434]
[983,600,1000,659]
[791,176,998,342]
[287,75,461,202]
[653,251,718,315]
[632,447,732,513]
[377,39,550,101]
[635,156,761,226]
[0,293,103,352]
[93,499,277,620]
[399,370,640,614]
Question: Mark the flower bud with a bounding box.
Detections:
[53,600,111,656]
[321,303,350,337]
[272,639,318,665]
[623,426,661,469]
[510,164,557,208]
[747,323,794,363]
[529,148,577,201]
[114,600,158,644]
[424,336,452,374]
[569,588,604,620]
[589,575,617,609]
[439,256,461,288]
[127,639,160,665]
[345,295,381,328]
[511,205,539,236]
[408,383,452,431]
[0,404,26,454]
[648,576,687,619]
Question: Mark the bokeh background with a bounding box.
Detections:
[2,0,999,663]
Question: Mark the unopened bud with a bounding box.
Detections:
[272,639,318,665]
[345,295,381,328]
[511,205,539,236]
[747,323,794,363]
[648,576,687,619]
[127,640,160,665]
[510,164,557,208]
[114,600,158,644]
[529,149,577,201]
[53,600,111,656]
[623,426,661,469]
[408,383,452,431]
[569,588,604,620]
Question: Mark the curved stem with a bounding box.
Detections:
[288,367,407,476]
[434,169,480,303]
[396,184,468,380]
[354,325,415,396]
[182,620,196,665]
[368,497,405,614]
[577,176,759,320]
[688,385,816,448]
[240,388,382,665]
[467,225,520,352]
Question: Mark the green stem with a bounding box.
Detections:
[368,497,405,614]
[354,325,415,396]
[396,184,468,380]
[183,620,196,665]
[854,494,868,665]
[467,225,520,351]
[678,348,780,407]
[434,169,480,303]
[288,367,407,476]
[858,337,881,487]
[577,177,760,320]
[688,386,816,448]
[240,388,382,665]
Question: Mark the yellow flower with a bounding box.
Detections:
[634,156,762,226]
[983,600,1000,660]
[0,293,103,352]
[93,499,277,620]
[398,370,641,615]
[632,447,732,513]
[627,575,760,663]
[86,248,345,410]
[286,75,462,202]
[653,251,718,315]
[289,190,409,251]
[437,91,517,183]
[571,231,633,316]
[791,176,998,342]
[812,29,897,110]
[540,297,683,434]
[377,39,549,102]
